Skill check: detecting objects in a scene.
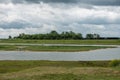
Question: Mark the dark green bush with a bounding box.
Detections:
[109,60,120,67]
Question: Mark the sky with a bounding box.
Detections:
[0,0,120,38]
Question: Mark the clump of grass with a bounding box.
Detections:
[109,60,120,67]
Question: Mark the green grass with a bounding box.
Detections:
[25,46,113,52]
[5,74,120,80]
[0,61,120,80]
[0,45,18,51]
[0,45,114,52]
[0,39,120,45]
[0,61,112,73]
[0,60,119,74]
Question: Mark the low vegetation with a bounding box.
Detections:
[0,60,120,80]
[0,61,111,73]
[0,45,114,52]
[109,60,120,67]
[0,39,120,45]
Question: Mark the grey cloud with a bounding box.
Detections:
[0,0,120,6]
[77,18,120,25]
[23,0,120,5]
[78,0,120,6]
[0,21,30,29]
[0,0,19,3]
[0,0,76,4]
[18,0,120,6]
[27,0,77,3]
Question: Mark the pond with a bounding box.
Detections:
[0,45,120,61]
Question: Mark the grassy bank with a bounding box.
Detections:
[0,60,120,80]
[0,39,120,45]
[0,61,111,73]
[0,45,114,52]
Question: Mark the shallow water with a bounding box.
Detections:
[0,46,120,61]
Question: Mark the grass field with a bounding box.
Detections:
[0,39,120,45]
[0,60,120,80]
[0,45,114,52]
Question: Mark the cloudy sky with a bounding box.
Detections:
[0,0,120,38]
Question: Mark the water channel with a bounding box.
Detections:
[0,45,120,61]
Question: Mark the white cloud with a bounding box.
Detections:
[0,2,120,38]
[1,3,120,24]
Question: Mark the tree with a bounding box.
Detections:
[8,35,12,39]
[69,31,76,39]
[17,33,25,39]
[14,31,102,40]
[49,30,59,39]
[75,33,83,39]
[86,34,94,39]
[86,33,100,39]
[93,34,100,39]
[60,32,65,39]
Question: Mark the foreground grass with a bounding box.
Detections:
[0,61,120,80]
[1,67,120,80]
[0,45,114,52]
[0,61,112,73]
[0,39,120,45]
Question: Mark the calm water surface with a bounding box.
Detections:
[0,46,120,61]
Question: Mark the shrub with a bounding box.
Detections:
[109,60,120,67]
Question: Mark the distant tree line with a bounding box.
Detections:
[12,31,101,40]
